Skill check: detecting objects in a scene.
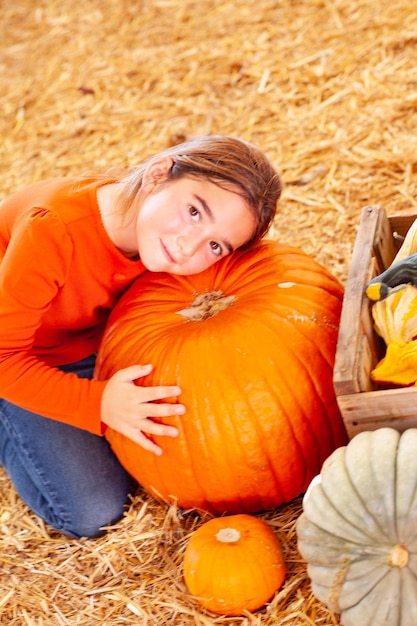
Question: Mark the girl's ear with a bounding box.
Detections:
[142,156,174,193]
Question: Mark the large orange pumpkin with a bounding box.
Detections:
[95,240,347,514]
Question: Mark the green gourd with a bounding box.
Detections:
[365,253,417,301]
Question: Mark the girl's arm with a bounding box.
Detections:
[0,209,107,434]
[0,209,184,449]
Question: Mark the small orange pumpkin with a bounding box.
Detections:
[183,514,286,616]
[95,241,347,513]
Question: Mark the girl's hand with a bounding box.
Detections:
[101,364,185,456]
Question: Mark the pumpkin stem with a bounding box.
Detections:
[215,528,241,543]
[177,291,236,321]
[389,544,409,568]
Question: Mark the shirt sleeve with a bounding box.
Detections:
[0,208,107,435]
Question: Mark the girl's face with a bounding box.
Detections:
[134,160,256,275]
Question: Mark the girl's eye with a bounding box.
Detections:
[209,241,223,256]
[188,205,201,221]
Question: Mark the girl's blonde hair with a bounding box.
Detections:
[118,135,282,248]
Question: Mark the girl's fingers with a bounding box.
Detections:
[126,419,179,455]
[135,385,182,403]
[132,430,163,456]
[136,401,185,418]
[136,418,178,438]
[116,364,154,381]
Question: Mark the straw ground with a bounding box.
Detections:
[1,0,417,623]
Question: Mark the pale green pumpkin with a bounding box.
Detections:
[297,428,417,626]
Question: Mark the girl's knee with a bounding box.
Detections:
[59,496,131,538]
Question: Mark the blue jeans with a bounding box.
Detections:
[0,355,137,538]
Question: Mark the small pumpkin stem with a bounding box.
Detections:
[389,544,409,568]
[216,528,241,543]
[177,291,236,321]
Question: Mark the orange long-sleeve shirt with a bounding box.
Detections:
[0,177,146,435]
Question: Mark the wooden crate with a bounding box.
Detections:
[333,205,417,438]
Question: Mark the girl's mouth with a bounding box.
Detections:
[160,239,177,264]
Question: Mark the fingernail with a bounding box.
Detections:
[172,387,181,395]
[175,406,185,415]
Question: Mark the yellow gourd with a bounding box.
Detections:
[372,339,417,386]
[372,284,417,344]
[367,218,417,385]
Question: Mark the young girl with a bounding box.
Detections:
[0,135,282,538]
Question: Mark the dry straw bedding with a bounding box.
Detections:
[1,0,417,623]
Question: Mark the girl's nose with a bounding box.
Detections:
[177,234,202,257]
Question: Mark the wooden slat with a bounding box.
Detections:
[333,205,385,395]
[338,386,417,437]
[389,214,417,240]
[372,206,397,270]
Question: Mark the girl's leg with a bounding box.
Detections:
[0,356,137,539]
